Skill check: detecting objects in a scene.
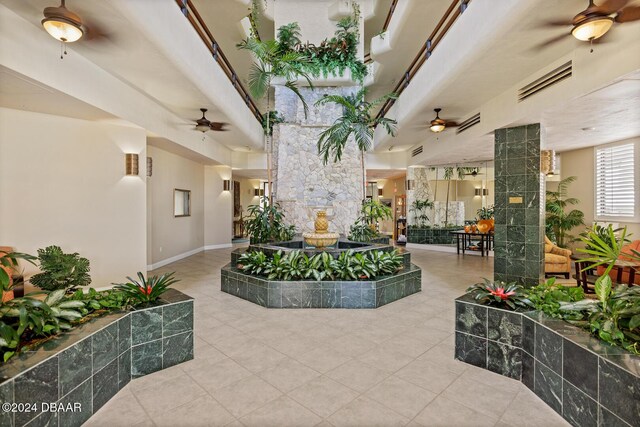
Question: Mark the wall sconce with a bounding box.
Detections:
[146,157,152,177]
[475,188,489,197]
[223,180,231,191]
[406,179,415,191]
[254,188,264,197]
[483,188,489,196]
[377,188,383,196]
[541,150,556,176]
[474,188,481,196]
[125,153,138,176]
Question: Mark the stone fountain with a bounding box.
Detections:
[302,211,339,248]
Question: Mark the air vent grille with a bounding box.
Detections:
[456,113,480,134]
[411,145,423,157]
[518,61,572,102]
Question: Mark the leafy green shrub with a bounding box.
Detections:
[238,249,403,281]
[67,287,134,314]
[0,290,85,361]
[30,245,91,291]
[114,272,179,304]
[523,278,584,318]
[466,278,529,310]
[348,200,393,242]
[245,203,296,244]
[476,205,495,220]
[348,219,379,243]
[410,199,434,227]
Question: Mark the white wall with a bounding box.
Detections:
[555,138,640,245]
[147,145,205,268]
[0,108,147,287]
[204,166,233,248]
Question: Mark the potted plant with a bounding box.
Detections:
[476,205,495,233]
[546,176,584,247]
[244,202,296,244]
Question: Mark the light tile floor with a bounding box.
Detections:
[86,246,569,427]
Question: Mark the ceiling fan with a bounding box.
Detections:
[429,108,458,133]
[41,0,112,58]
[194,109,228,133]
[537,0,640,51]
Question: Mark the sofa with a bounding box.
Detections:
[596,240,640,286]
[544,236,572,279]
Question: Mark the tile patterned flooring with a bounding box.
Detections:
[86,246,569,426]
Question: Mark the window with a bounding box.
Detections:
[595,142,636,219]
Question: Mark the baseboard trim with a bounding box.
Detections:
[406,243,494,257]
[204,243,233,250]
[147,247,204,271]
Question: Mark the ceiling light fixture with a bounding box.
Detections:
[572,15,613,41]
[430,108,446,133]
[42,0,84,58]
[195,109,212,133]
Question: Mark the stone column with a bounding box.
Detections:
[272,86,361,236]
[406,166,432,226]
[493,124,545,285]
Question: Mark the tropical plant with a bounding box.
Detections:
[579,223,629,253]
[244,202,296,244]
[466,278,529,310]
[0,251,36,292]
[442,167,475,226]
[315,87,398,200]
[546,176,584,247]
[238,249,403,281]
[361,199,392,225]
[523,277,584,318]
[348,219,380,242]
[409,199,434,227]
[67,287,134,314]
[262,110,284,136]
[30,245,91,292]
[114,272,179,304]
[0,290,85,361]
[476,205,495,220]
[558,226,640,354]
[237,22,313,204]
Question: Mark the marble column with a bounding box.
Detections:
[493,124,545,285]
[406,166,432,226]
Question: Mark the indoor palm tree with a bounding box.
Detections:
[442,166,474,226]
[237,23,313,204]
[546,176,584,247]
[315,87,397,200]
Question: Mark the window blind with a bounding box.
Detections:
[595,143,635,218]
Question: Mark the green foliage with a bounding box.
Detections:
[579,223,630,253]
[67,287,134,313]
[0,251,36,291]
[262,110,284,136]
[245,203,296,244]
[348,219,380,243]
[558,225,640,354]
[546,176,585,247]
[409,199,434,227]
[476,205,495,220]
[30,245,91,292]
[348,200,392,242]
[523,278,584,318]
[442,167,474,226]
[0,290,85,361]
[466,278,529,310]
[114,272,179,304]
[361,200,392,224]
[238,249,403,281]
[315,87,397,164]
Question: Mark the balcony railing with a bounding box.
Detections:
[176,0,263,123]
[375,0,470,121]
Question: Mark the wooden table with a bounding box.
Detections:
[572,254,638,293]
[450,230,494,257]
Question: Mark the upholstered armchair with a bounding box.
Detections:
[544,236,572,278]
[597,240,640,285]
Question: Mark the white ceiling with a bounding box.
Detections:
[0,66,115,121]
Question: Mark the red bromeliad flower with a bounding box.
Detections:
[487,286,515,300]
[139,285,152,295]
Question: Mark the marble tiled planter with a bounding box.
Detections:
[454,293,640,427]
[407,227,463,245]
[0,289,194,427]
[221,264,421,308]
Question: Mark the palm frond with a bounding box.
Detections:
[284,80,309,118]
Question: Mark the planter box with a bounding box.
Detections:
[222,264,421,309]
[0,289,194,427]
[454,294,640,427]
[407,227,463,245]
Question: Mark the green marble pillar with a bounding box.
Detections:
[493,124,545,285]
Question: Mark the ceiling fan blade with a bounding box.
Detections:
[444,121,459,127]
[210,122,229,131]
[539,19,573,28]
[82,19,114,43]
[594,0,628,15]
[615,5,640,22]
